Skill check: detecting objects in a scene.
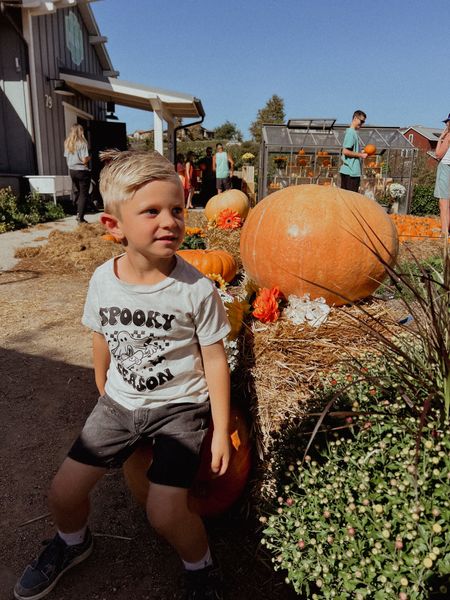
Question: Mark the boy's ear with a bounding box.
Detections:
[100,212,124,240]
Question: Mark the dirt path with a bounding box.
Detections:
[0,269,295,600]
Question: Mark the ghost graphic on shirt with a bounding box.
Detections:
[111,331,162,370]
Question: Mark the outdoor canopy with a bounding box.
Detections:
[60,71,205,157]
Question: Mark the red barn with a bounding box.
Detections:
[402,125,443,167]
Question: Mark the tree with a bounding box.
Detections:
[249,95,285,143]
[214,121,243,142]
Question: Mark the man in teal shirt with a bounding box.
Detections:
[339,110,368,192]
[213,143,234,194]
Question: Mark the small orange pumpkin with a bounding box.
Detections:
[364,144,377,156]
[123,407,252,517]
[297,158,307,166]
[101,233,121,243]
[204,190,249,222]
[298,148,305,155]
[177,249,237,283]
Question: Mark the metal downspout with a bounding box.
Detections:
[172,98,205,165]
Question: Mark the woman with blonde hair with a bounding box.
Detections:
[64,124,91,223]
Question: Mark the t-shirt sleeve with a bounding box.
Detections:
[81,275,102,333]
[77,143,89,162]
[194,285,231,346]
[342,129,356,150]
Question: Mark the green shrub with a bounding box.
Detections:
[262,246,450,598]
[0,187,28,231]
[179,232,206,250]
[0,187,66,232]
[262,362,450,599]
[410,185,439,216]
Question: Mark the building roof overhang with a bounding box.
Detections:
[60,71,205,121]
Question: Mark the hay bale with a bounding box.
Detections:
[241,300,405,459]
[14,223,122,276]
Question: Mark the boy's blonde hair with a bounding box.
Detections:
[99,150,179,215]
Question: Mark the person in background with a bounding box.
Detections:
[14,150,231,600]
[176,153,186,188]
[213,143,234,194]
[339,110,368,192]
[185,151,196,209]
[434,113,450,235]
[64,124,91,224]
[198,146,216,205]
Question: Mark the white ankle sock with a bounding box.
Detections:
[182,547,213,571]
[57,525,87,546]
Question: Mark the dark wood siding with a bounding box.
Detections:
[32,6,105,175]
[0,13,36,175]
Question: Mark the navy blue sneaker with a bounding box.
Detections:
[14,529,93,600]
[184,563,224,599]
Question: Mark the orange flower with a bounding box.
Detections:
[185,226,204,236]
[217,208,242,230]
[252,286,283,323]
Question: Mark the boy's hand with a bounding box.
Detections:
[210,430,231,477]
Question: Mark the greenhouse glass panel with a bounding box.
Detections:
[259,121,417,213]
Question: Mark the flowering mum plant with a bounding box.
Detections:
[389,183,407,200]
[252,286,284,323]
[261,358,450,599]
[179,227,206,250]
[241,152,255,163]
[205,272,227,292]
[216,208,243,230]
[215,289,247,372]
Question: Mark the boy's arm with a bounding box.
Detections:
[200,340,230,476]
[92,331,110,395]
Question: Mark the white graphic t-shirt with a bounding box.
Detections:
[82,255,231,409]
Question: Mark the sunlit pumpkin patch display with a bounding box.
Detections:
[239,185,398,306]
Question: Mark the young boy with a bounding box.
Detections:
[339,110,368,192]
[14,151,231,600]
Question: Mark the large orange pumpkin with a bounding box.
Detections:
[364,144,377,156]
[123,407,251,517]
[240,185,398,306]
[204,190,249,222]
[177,249,237,282]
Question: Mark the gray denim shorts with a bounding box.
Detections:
[68,394,210,488]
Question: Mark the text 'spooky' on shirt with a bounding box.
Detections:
[82,255,231,409]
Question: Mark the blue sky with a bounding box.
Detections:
[92,0,449,137]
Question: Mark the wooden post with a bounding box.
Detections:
[241,165,256,204]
